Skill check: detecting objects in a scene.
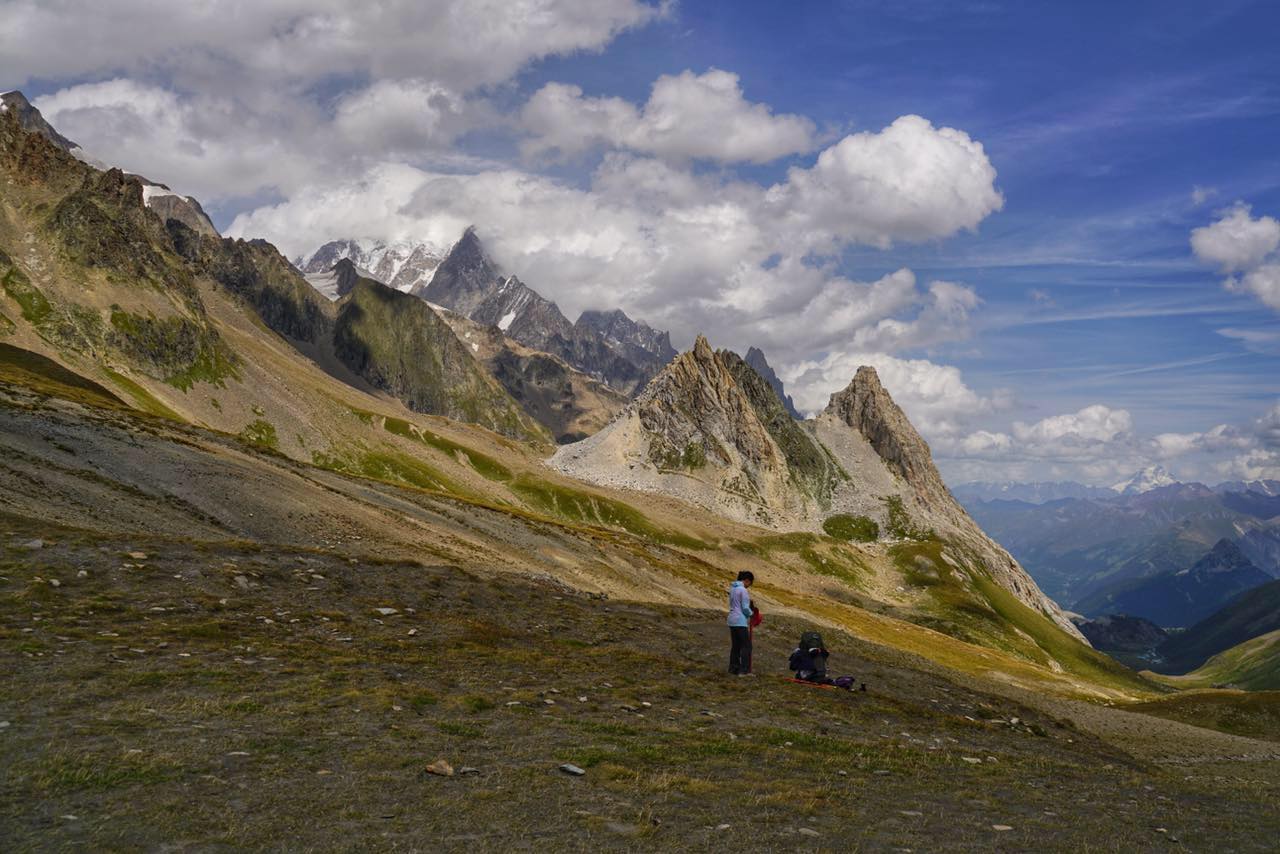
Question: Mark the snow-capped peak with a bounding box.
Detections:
[1111,465,1178,495]
[297,238,444,294]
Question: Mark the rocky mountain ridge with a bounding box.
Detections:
[553,336,1082,639]
[408,228,675,395]
[0,97,543,444]
[745,346,801,419]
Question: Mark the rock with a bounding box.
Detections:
[48,579,60,587]
[76,570,87,578]
[0,721,10,729]
[559,763,586,776]
[900,811,923,817]
[458,766,480,776]
[543,698,555,705]
[233,575,250,590]
[374,607,398,616]
[798,828,820,837]
[128,551,148,559]
[961,757,983,764]
[992,825,1013,832]
[837,771,848,777]
[716,823,731,831]
[426,759,454,777]
[18,539,43,550]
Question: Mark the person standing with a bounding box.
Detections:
[727,571,755,676]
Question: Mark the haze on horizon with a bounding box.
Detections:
[3,0,1277,487]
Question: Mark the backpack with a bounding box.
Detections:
[799,630,825,652]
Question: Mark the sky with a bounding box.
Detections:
[2,0,1279,487]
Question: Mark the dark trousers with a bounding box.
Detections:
[729,626,751,674]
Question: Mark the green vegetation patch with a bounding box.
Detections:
[509,472,706,549]
[312,447,465,496]
[108,308,238,390]
[0,250,52,323]
[102,367,182,420]
[238,419,279,451]
[883,495,935,540]
[384,415,512,481]
[822,513,879,542]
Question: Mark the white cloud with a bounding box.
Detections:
[521,69,816,163]
[768,115,1004,250]
[34,79,326,200]
[1,0,665,93]
[1218,448,1280,481]
[1192,203,1280,312]
[1012,404,1132,446]
[1190,185,1216,206]
[1226,262,1280,310]
[1191,203,1280,271]
[333,79,470,154]
[1150,424,1248,458]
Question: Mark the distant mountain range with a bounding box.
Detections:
[1078,538,1272,628]
[952,480,1117,504]
[959,478,1280,618]
[1154,577,1280,676]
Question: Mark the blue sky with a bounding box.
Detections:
[3,0,1278,485]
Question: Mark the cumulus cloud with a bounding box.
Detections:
[231,113,1001,344]
[1,0,665,92]
[34,79,326,200]
[767,115,1004,250]
[521,69,816,163]
[1150,424,1249,459]
[1012,404,1132,447]
[934,404,1140,475]
[1192,203,1280,311]
[333,79,471,154]
[1191,203,1280,271]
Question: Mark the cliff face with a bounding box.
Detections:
[553,344,1084,641]
[823,366,1083,639]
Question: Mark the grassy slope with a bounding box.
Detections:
[3,523,1278,851]
[0,355,1166,704]
[1155,578,1280,674]
[1151,631,1280,692]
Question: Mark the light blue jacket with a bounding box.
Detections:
[727,580,754,627]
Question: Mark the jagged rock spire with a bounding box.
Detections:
[826,366,942,493]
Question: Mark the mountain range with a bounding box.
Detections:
[1082,538,1272,628]
[0,91,1122,678]
[960,479,1280,614]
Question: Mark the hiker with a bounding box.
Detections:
[789,631,833,685]
[788,630,865,691]
[727,570,754,676]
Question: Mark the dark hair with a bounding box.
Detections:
[737,570,754,582]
